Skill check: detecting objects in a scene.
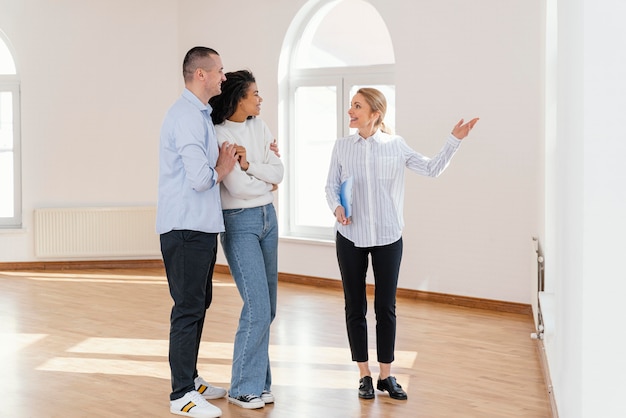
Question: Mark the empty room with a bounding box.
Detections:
[0,1,624,417]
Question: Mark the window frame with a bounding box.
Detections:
[0,79,22,228]
[282,64,394,240]
[278,0,396,241]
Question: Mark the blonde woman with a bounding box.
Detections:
[325,87,478,400]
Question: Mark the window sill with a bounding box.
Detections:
[279,234,334,247]
[0,227,27,235]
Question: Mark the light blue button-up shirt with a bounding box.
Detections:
[156,88,223,234]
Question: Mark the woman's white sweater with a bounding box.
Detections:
[215,117,284,210]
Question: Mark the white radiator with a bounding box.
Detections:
[34,206,160,258]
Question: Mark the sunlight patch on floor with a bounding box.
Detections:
[65,337,416,368]
[0,333,47,355]
[32,336,414,390]
[36,357,410,390]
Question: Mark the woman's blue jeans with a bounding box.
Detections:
[220,203,278,397]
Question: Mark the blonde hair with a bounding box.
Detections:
[356,87,392,134]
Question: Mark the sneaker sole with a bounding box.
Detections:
[170,407,222,418]
[200,392,227,400]
[228,397,264,409]
[261,393,275,404]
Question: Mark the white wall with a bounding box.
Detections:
[0,0,180,259]
[544,0,626,416]
[380,0,543,303]
[0,0,544,307]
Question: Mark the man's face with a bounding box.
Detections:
[200,55,226,101]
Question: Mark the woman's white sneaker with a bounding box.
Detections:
[228,394,264,409]
[170,390,222,417]
[261,391,275,404]
[194,376,227,400]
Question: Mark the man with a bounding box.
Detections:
[157,46,238,418]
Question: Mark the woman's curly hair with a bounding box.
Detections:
[209,69,256,125]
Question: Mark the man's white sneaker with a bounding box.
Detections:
[170,390,222,418]
[228,394,265,409]
[194,376,227,400]
[261,390,275,404]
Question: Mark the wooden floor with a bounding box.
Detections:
[0,268,551,418]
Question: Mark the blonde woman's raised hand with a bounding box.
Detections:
[451,117,479,140]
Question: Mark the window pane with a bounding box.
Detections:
[294,86,337,229]
[295,0,394,69]
[0,37,16,74]
[0,91,14,217]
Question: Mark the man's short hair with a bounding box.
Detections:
[182,46,220,82]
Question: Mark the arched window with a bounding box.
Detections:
[279,0,395,240]
[0,30,21,228]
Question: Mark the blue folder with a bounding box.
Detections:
[340,176,353,218]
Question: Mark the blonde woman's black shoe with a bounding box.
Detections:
[358,376,375,399]
[377,376,408,400]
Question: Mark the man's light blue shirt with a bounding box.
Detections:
[156,88,223,234]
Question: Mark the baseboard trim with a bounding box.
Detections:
[1,260,530,315]
[0,259,165,271]
[535,338,559,418]
[219,265,531,315]
[396,288,531,315]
